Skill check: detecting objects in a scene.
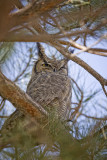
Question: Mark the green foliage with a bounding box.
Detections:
[0,0,107,159]
[0,42,15,65]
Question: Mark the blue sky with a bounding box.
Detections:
[1,40,107,125]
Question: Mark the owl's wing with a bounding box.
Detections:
[1,72,71,134]
[26,72,71,119]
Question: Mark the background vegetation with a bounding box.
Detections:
[0,0,107,159]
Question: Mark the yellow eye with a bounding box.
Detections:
[42,64,46,67]
[42,63,50,67]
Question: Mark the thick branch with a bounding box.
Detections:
[2,32,107,57]
[0,0,66,40]
[49,41,107,93]
[0,71,48,121]
[11,0,66,17]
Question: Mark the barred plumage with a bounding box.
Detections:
[1,43,72,138]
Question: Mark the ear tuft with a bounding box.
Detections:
[37,42,45,59]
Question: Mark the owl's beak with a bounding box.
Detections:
[53,68,57,72]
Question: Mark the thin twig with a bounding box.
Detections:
[81,113,107,121]
[69,35,107,57]
[0,115,9,118]
[69,78,83,122]
[14,53,32,82]
[0,99,5,111]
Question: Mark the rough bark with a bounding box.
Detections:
[0,71,48,121]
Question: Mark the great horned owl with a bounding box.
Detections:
[27,43,71,120]
[0,43,71,140]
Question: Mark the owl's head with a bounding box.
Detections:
[32,43,68,76]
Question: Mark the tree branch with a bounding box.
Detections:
[59,40,107,57]
[0,71,48,122]
[14,52,32,82]
[49,41,107,95]
[81,113,107,121]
